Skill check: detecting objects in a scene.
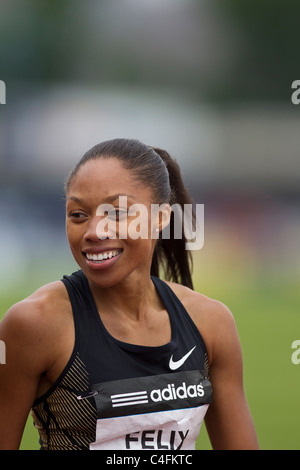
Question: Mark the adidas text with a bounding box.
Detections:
[150,381,204,402]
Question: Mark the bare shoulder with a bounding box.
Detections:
[164,280,239,363]
[0,280,71,367]
[1,280,69,330]
[165,280,234,325]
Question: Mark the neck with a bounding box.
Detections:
[88,270,160,321]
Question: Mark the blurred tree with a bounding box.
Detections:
[0,0,82,82]
[1,0,298,102]
[208,0,300,101]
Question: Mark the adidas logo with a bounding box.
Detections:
[111,381,204,408]
[111,390,149,408]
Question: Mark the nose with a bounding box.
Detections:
[83,216,101,243]
[83,215,116,242]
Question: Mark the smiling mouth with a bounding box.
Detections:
[83,249,123,263]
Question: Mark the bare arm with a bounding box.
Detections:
[0,302,49,449]
[203,301,259,449]
[0,282,71,450]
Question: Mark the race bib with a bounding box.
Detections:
[89,370,212,450]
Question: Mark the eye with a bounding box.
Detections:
[115,209,128,220]
[107,209,128,221]
[69,211,88,221]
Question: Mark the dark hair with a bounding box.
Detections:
[65,138,195,289]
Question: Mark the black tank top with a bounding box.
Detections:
[31,270,212,450]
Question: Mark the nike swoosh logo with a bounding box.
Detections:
[169,346,196,370]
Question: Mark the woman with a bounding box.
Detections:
[0,138,259,450]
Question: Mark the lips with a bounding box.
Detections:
[82,248,123,268]
[84,249,122,262]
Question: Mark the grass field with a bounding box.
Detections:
[1,249,299,450]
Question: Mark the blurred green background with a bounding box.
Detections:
[1,0,299,450]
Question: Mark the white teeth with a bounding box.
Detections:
[85,250,121,261]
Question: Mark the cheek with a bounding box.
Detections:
[129,237,155,263]
[66,221,74,244]
[66,221,83,250]
[67,236,85,268]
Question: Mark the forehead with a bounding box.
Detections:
[67,158,152,204]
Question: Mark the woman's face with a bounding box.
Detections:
[65,158,169,288]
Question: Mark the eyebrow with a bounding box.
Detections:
[67,193,136,204]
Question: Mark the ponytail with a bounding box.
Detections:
[151,148,195,290]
